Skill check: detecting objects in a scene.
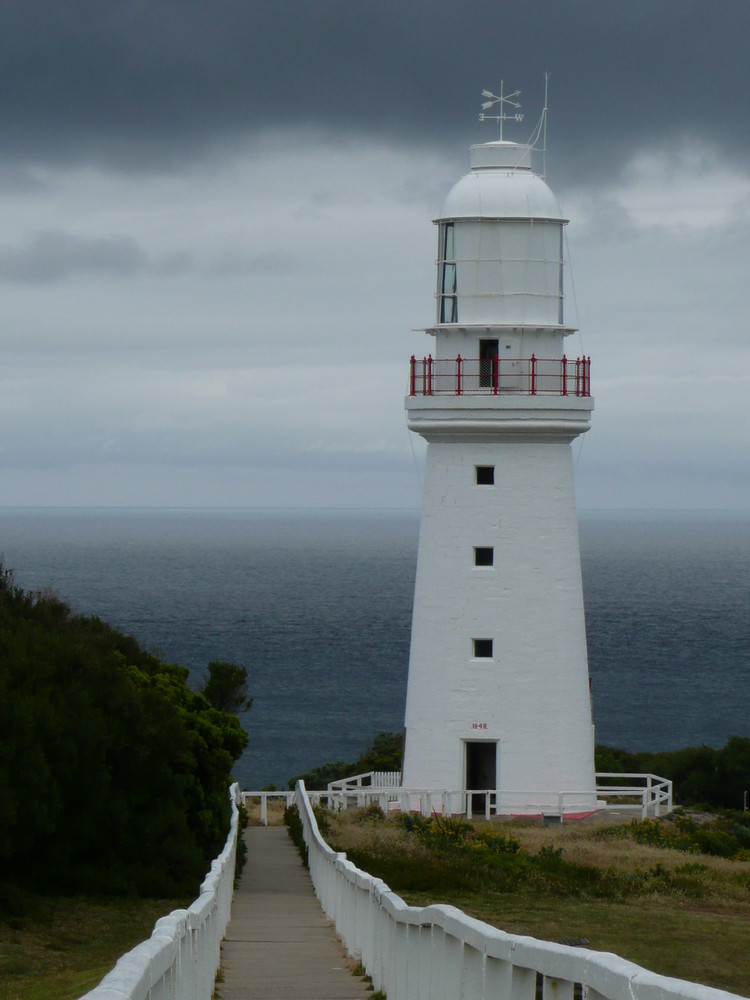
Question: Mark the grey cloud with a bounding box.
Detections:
[207,250,300,277]
[0,230,197,283]
[1,1,749,181]
[0,229,148,283]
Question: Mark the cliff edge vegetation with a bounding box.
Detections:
[0,565,248,900]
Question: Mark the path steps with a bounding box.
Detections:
[218,825,373,999]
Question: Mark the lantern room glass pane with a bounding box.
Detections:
[438,223,458,323]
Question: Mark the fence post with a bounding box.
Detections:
[530,354,537,395]
[456,354,462,395]
[427,354,433,396]
[561,354,567,396]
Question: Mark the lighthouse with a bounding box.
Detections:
[401,121,597,816]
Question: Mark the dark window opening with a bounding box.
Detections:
[473,638,493,658]
[474,547,494,566]
[475,465,495,485]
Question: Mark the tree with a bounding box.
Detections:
[200,660,253,714]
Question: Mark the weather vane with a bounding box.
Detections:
[479,81,524,140]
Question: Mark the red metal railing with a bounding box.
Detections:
[408,354,591,397]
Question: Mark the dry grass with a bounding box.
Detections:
[482,816,750,892]
[243,796,290,826]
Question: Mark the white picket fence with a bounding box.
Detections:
[80,784,241,1000]
[328,769,403,791]
[295,779,741,1000]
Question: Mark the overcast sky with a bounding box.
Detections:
[1,1,749,510]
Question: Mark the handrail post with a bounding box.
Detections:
[409,355,416,396]
[493,353,499,395]
[530,354,537,395]
[561,354,567,396]
[456,354,462,395]
[427,354,433,396]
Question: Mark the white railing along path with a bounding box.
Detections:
[80,784,241,1000]
[294,779,740,1000]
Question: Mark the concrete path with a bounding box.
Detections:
[218,825,373,999]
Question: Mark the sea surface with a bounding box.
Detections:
[1,507,748,789]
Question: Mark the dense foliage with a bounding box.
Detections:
[0,567,248,898]
[609,812,750,859]
[595,737,750,811]
[288,730,403,790]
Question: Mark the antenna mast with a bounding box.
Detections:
[541,72,549,179]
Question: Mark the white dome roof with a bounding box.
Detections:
[439,142,565,222]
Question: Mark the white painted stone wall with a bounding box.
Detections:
[402,436,596,811]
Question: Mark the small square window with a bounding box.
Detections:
[475,465,495,485]
[474,547,494,566]
[473,638,493,658]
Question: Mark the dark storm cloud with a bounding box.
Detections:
[1,1,749,178]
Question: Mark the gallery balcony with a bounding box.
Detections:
[408,354,591,398]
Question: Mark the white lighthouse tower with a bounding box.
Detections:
[401,102,597,816]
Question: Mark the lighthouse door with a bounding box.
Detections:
[479,339,499,389]
[466,741,497,815]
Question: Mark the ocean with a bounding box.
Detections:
[1,507,748,789]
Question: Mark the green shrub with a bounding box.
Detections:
[234,803,249,887]
[284,804,308,868]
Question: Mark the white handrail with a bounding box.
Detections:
[80,783,241,1000]
[294,779,738,1000]
[294,772,673,820]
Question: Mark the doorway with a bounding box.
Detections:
[465,741,497,814]
[479,339,499,389]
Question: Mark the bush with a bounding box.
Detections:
[284,804,308,867]
[0,566,248,897]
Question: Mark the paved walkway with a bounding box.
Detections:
[219,825,372,999]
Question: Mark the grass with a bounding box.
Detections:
[0,893,189,1000]
[320,807,750,998]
